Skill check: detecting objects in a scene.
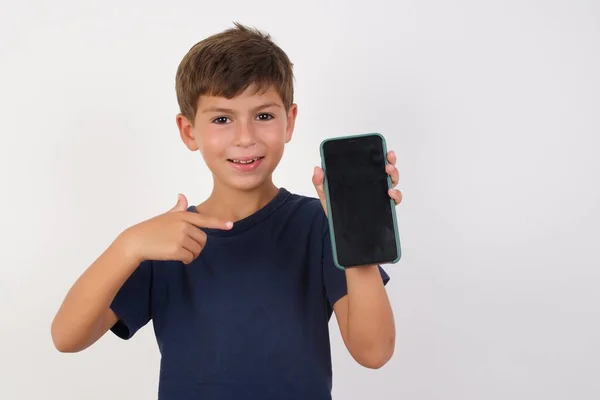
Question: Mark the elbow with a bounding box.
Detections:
[52,339,79,353]
[51,331,74,354]
[51,320,81,353]
[54,342,76,353]
[353,336,395,370]
[357,351,393,370]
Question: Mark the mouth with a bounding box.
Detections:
[227,156,266,172]
[227,156,265,165]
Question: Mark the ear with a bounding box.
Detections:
[284,103,298,144]
[176,113,199,151]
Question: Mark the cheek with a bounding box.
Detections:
[195,132,228,158]
[263,122,287,146]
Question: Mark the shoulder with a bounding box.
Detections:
[284,190,322,212]
[281,190,327,226]
[255,189,329,242]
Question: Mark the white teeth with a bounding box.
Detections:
[231,158,260,164]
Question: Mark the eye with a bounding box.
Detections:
[212,116,230,124]
[256,113,274,121]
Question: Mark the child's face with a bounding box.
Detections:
[178,84,297,192]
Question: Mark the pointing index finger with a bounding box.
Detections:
[183,212,234,230]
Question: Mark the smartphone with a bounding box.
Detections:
[320,133,401,269]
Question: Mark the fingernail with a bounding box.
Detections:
[225,222,233,229]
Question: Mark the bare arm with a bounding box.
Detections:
[51,195,233,353]
[312,148,402,369]
[333,265,395,369]
[50,232,141,353]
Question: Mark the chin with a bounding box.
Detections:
[222,157,281,190]
[224,175,273,192]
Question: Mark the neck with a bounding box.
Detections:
[197,178,280,222]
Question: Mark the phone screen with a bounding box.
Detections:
[322,134,399,267]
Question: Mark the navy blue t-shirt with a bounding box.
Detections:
[110,188,389,399]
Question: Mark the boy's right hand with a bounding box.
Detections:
[120,194,233,265]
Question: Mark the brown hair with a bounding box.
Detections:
[175,22,295,124]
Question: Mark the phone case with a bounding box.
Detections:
[319,132,402,270]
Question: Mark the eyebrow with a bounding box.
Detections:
[200,102,282,114]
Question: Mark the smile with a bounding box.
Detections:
[228,157,264,165]
[227,156,265,172]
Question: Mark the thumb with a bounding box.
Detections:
[168,193,188,213]
[312,166,327,215]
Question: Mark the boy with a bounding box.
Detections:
[51,23,403,399]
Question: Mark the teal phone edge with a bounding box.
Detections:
[319,132,402,271]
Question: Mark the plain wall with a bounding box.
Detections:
[1,0,599,398]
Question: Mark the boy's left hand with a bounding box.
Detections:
[313,150,402,217]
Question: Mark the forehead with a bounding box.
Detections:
[197,84,284,112]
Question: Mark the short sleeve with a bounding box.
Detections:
[109,260,153,340]
[321,212,390,309]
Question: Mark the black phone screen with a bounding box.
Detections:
[322,134,399,267]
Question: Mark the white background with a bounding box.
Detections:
[1,0,599,399]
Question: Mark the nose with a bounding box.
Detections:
[233,121,257,148]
